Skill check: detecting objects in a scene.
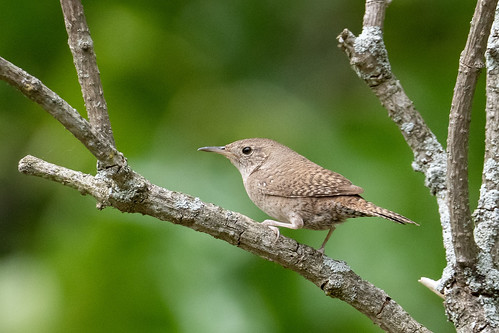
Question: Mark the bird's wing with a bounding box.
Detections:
[253,160,364,198]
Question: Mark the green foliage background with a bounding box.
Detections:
[0,0,485,332]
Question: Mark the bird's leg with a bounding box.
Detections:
[318,225,336,254]
[262,214,304,243]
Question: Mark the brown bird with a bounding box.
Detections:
[198,138,418,253]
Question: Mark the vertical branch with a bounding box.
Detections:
[483,5,499,196]
[474,3,499,273]
[446,0,497,269]
[362,0,387,27]
[60,0,115,147]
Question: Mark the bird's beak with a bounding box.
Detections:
[198,145,226,155]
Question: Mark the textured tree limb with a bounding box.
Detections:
[60,0,115,147]
[444,3,499,329]
[17,155,430,333]
[0,56,125,168]
[446,0,497,270]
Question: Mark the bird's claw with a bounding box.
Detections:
[261,221,280,243]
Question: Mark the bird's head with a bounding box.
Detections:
[198,138,287,180]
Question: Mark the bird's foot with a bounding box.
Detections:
[262,220,280,243]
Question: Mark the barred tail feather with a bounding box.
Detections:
[337,195,419,226]
[370,205,419,226]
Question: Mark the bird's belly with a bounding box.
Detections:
[252,195,362,230]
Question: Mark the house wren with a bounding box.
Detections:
[198,138,418,252]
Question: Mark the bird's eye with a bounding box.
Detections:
[242,146,252,155]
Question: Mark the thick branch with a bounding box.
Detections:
[446,0,497,269]
[18,155,430,333]
[60,0,115,147]
[0,57,124,168]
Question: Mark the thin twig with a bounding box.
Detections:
[446,0,498,269]
[0,56,124,168]
[60,0,115,147]
[418,277,445,300]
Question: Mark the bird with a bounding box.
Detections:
[198,138,418,253]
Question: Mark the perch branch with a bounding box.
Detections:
[60,0,115,146]
[446,0,497,269]
[17,155,430,333]
[0,56,124,168]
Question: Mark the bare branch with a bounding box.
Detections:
[446,0,498,269]
[60,0,115,147]
[0,57,124,168]
[17,155,430,333]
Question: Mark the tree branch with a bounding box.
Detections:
[0,56,124,168]
[17,155,430,333]
[60,0,115,147]
[446,0,497,270]
[483,4,499,194]
[472,2,499,293]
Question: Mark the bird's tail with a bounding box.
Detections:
[366,203,419,225]
[339,196,419,226]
